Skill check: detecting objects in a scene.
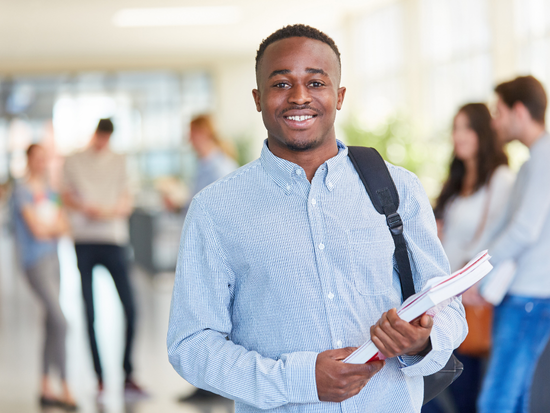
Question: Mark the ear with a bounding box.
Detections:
[513,101,530,122]
[336,87,346,111]
[252,89,262,112]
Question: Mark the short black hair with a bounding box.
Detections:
[495,76,547,125]
[96,118,114,134]
[255,24,341,74]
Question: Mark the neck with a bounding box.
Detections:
[267,136,339,182]
[27,171,45,186]
[196,140,218,159]
[520,122,546,148]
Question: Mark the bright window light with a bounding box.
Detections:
[112,6,242,27]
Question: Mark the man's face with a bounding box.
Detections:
[253,37,345,153]
[492,97,519,143]
[91,131,111,151]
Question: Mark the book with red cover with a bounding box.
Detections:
[344,250,493,364]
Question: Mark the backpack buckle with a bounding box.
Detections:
[386,212,403,236]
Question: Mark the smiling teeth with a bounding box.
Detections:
[287,115,313,121]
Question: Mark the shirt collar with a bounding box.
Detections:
[260,139,349,193]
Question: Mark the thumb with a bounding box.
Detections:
[331,347,358,361]
[420,314,434,329]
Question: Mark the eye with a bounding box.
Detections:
[273,82,290,89]
[310,81,324,88]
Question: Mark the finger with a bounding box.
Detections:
[377,311,410,346]
[419,314,434,329]
[371,325,400,357]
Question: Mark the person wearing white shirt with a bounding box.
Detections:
[427,103,514,413]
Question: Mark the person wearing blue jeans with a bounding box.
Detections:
[471,76,550,413]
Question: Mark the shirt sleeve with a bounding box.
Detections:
[13,183,34,211]
[396,174,468,377]
[167,198,320,409]
[487,154,550,269]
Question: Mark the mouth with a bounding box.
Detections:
[283,113,318,128]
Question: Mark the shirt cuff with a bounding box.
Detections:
[284,351,320,404]
[398,327,454,377]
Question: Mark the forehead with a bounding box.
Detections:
[258,37,340,80]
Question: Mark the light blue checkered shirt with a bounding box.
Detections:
[168,140,467,413]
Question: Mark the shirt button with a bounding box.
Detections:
[286,184,290,190]
[319,243,325,250]
[327,182,333,189]
[336,340,343,348]
[296,169,302,176]
[328,292,334,300]
[311,199,317,205]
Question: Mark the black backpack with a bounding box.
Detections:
[348,146,463,405]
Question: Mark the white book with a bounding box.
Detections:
[344,251,493,364]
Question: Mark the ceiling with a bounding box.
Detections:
[0,0,391,73]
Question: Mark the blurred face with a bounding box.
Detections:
[492,97,520,143]
[252,37,346,154]
[189,124,210,152]
[452,111,479,162]
[91,131,111,151]
[27,146,47,175]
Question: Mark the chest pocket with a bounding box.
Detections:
[347,225,395,296]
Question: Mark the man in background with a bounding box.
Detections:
[477,76,550,413]
[62,118,146,401]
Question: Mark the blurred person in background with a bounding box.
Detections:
[188,114,239,198]
[61,118,147,401]
[12,144,76,410]
[424,103,514,413]
[176,114,238,403]
[474,76,550,413]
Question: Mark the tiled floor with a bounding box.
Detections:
[0,228,233,413]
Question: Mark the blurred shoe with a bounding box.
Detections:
[57,399,78,411]
[124,378,150,402]
[39,395,60,407]
[96,381,106,405]
[178,388,225,403]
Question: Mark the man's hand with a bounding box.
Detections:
[316,347,385,402]
[370,309,433,358]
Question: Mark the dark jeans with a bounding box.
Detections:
[75,243,136,383]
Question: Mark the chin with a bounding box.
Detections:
[284,137,320,152]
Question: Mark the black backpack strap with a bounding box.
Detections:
[348,146,416,300]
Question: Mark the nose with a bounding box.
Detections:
[288,83,312,105]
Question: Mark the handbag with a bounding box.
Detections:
[348,146,464,405]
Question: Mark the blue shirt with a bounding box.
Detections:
[12,181,58,269]
[168,140,467,413]
[485,133,550,297]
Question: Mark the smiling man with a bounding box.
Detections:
[168,25,467,413]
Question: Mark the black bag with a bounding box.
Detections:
[348,146,463,405]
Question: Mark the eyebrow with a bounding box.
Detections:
[268,68,329,79]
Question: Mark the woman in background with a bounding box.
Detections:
[188,114,239,197]
[425,103,514,413]
[12,144,76,410]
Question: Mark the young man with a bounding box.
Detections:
[168,25,466,413]
[62,118,146,400]
[477,76,550,413]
